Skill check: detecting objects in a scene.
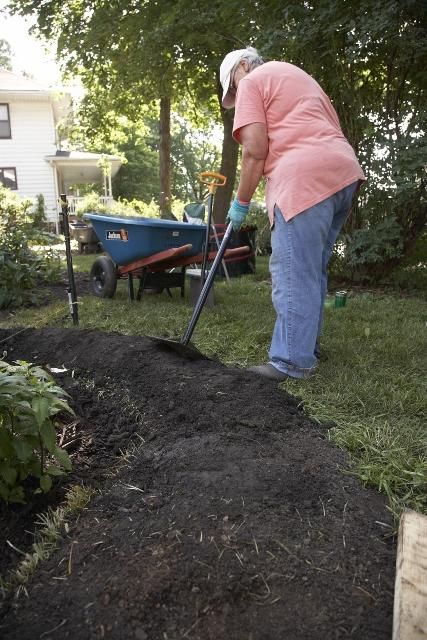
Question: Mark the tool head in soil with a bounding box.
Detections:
[148,336,210,360]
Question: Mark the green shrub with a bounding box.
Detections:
[246,202,271,255]
[75,191,191,220]
[328,217,407,283]
[115,197,160,218]
[0,186,61,309]
[33,194,47,228]
[345,216,404,269]
[377,230,427,293]
[75,191,162,219]
[75,191,109,216]
[398,229,427,270]
[0,361,73,504]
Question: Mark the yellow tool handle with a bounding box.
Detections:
[198,171,227,187]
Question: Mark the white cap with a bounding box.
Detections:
[220,48,252,109]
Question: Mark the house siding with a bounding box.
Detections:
[0,99,59,224]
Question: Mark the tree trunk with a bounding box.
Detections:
[213,99,239,224]
[159,96,174,219]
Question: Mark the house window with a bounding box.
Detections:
[0,168,17,190]
[0,104,11,138]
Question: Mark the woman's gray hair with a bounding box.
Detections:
[239,47,264,70]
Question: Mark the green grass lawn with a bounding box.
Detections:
[2,254,426,520]
[71,253,95,273]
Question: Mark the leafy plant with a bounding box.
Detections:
[0,186,62,308]
[246,202,271,255]
[127,198,163,219]
[75,191,109,217]
[0,38,12,71]
[0,360,74,504]
[75,190,166,219]
[33,194,47,228]
[345,217,404,274]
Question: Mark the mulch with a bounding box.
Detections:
[0,327,395,640]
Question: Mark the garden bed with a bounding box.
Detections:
[0,327,395,639]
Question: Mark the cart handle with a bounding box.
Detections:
[198,171,227,193]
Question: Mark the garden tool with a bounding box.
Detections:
[199,171,229,284]
[149,173,231,360]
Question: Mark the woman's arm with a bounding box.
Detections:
[236,122,268,202]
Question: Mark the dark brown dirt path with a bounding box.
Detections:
[0,328,395,640]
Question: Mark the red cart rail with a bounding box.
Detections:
[117,244,251,301]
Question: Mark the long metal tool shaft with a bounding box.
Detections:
[60,194,79,326]
[200,192,213,285]
[181,223,233,346]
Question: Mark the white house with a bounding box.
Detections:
[0,69,122,230]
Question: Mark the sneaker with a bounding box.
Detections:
[314,350,328,361]
[247,363,290,381]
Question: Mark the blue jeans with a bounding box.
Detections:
[268,182,358,378]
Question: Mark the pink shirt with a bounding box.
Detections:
[233,61,365,223]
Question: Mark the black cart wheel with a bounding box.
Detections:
[90,256,118,298]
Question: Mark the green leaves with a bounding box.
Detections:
[0,360,74,503]
[7,0,426,274]
[39,474,52,493]
[0,38,12,71]
[345,217,404,268]
[0,462,17,486]
[53,446,72,472]
[40,420,57,454]
[33,396,50,428]
[12,438,34,462]
[0,186,62,309]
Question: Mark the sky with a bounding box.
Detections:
[0,1,62,86]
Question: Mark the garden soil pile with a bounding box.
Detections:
[0,328,395,639]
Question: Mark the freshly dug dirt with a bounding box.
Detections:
[0,327,395,640]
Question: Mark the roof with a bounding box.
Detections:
[0,69,51,92]
[0,69,72,123]
[49,150,120,162]
[45,150,122,183]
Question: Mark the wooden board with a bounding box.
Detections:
[393,510,427,640]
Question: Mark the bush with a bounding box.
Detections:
[345,217,404,270]
[246,202,271,255]
[113,197,160,219]
[0,186,61,309]
[377,230,427,293]
[75,191,109,216]
[33,193,47,228]
[328,217,407,284]
[0,360,73,503]
[75,191,161,219]
[75,191,193,221]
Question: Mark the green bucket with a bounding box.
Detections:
[334,291,347,308]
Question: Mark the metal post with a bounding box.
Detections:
[60,194,79,326]
[200,193,213,285]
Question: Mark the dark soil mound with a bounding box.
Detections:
[0,328,395,640]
